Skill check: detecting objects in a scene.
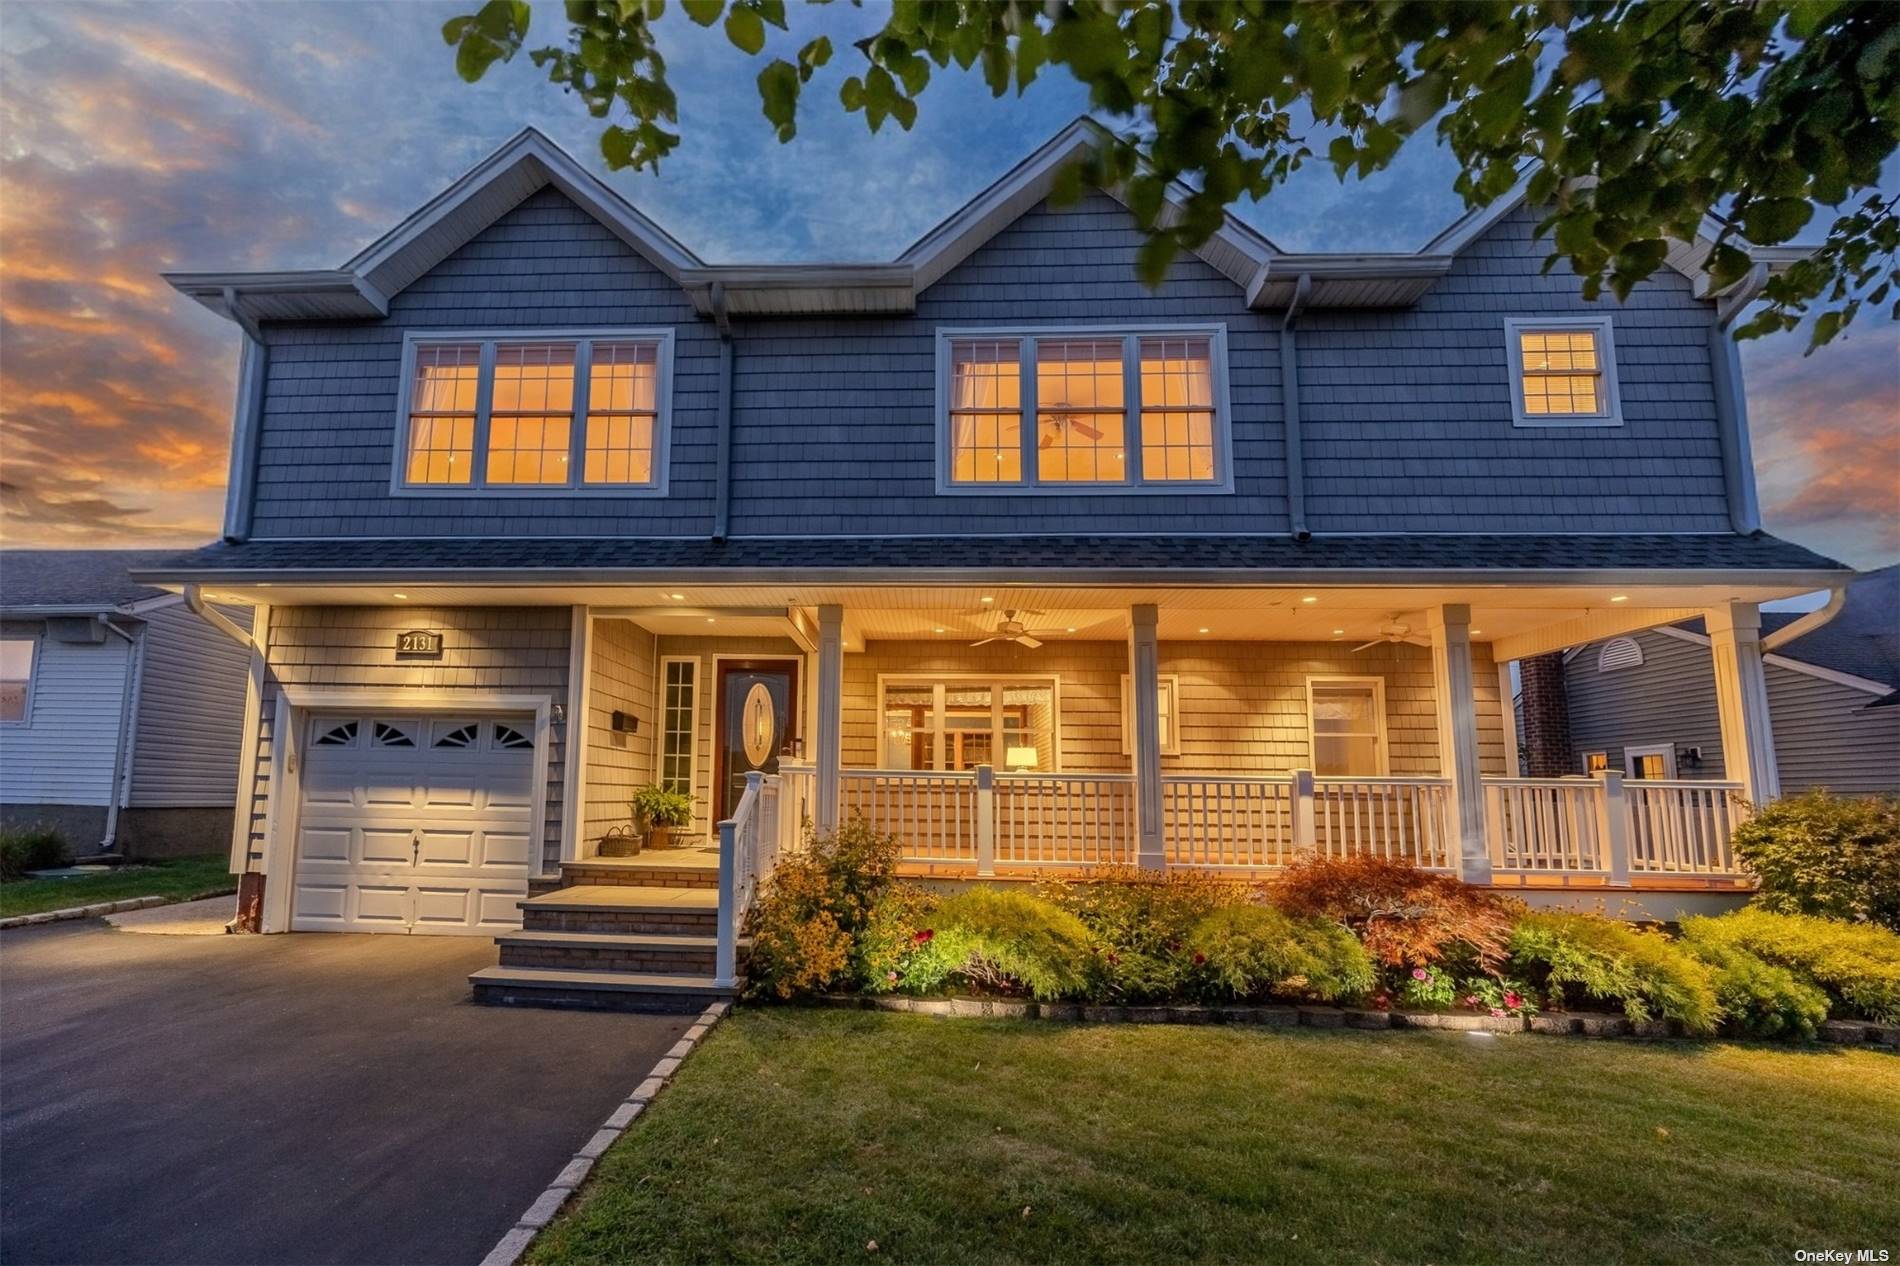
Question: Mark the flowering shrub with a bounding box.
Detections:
[1187,904,1373,1003]
[1509,911,1721,1033]
[1730,790,1900,932]
[1041,868,1251,1002]
[1397,964,1459,1010]
[744,819,902,1000]
[1271,854,1517,970]
[1397,965,1537,1017]
[854,882,947,994]
[1678,908,1900,1024]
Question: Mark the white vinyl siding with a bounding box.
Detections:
[128,603,254,808]
[0,622,130,807]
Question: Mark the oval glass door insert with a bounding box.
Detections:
[741,682,777,765]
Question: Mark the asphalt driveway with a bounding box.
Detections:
[1,914,691,1266]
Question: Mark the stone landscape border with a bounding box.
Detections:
[0,890,237,932]
[812,992,1900,1049]
[479,999,732,1266]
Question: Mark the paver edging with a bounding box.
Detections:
[478,998,732,1266]
[0,888,238,931]
[807,992,1898,1048]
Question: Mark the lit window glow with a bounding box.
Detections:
[1138,336,1215,481]
[1036,339,1125,483]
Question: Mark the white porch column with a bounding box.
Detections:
[560,606,593,864]
[813,603,844,834]
[1706,601,1780,805]
[1428,603,1491,885]
[1128,603,1164,870]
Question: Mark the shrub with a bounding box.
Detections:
[928,887,1093,1000]
[744,820,902,1000]
[1679,908,1900,1024]
[1689,942,1829,1039]
[1271,854,1517,970]
[853,883,949,994]
[1040,868,1250,1002]
[1394,965,1538,1017]
[1187,903,1374,1003]
[1730,790,1900,932]
[0,827,71,882]
[1508,911,1722,1033]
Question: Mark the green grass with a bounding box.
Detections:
[0,854,234,918]
[531,1007,1900,1266]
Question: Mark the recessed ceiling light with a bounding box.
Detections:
[1332,628,1345,636]
[1610,594,1629,603]
[980,596,994,604]
[934,627,946,634]
[1198,627,1211,634]
[392,592,408,600]
[1066,627,1077,633]
[666,592,685,601]
[705,617,716,624]
[1471,629,1483,636]
[1301,595,1318,604]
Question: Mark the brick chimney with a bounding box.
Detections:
[1518,652,1575,776]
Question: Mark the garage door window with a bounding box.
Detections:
[433,723,479,748]
[373,721,417,747]
[314,720,358,746]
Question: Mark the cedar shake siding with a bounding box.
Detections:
[583,617,656,847]
[238,186,1742,542]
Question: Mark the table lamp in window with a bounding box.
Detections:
[1005,746,1040,772]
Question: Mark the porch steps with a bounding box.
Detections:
[554,856,720,890]
[468,966,738,1014]
[472,883,738,1012]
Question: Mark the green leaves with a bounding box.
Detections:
[446,0,1900,348]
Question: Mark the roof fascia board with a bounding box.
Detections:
[163,270,389,320]
[1649,622,1894,697]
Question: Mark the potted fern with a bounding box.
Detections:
[630,784,694,850]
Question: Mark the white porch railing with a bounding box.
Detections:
[760,764,1752,886]
[715,770,774,988]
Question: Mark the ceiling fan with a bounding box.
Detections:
[1350,615,1430,653]
[971,609,1066,649]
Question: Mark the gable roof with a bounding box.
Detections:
[0,549,181,615]
[1764,565,1899,690]
[166,118,1807,325]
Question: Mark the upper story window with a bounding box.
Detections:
[937,326,1232,494]
[395,330,672,495]
[1505,317,1622,428]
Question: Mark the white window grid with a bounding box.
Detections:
[1504,317,1623,428]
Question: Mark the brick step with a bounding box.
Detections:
[495,929,733,975]
[519,884,719,936]
[560,858,719,890]
[469,966,738,1014]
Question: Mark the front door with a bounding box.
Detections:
[714,660,800,820]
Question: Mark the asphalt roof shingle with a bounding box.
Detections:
[0,549,183,611]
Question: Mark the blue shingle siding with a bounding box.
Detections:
[1299,204,1730,534]
[240,187,1735,541]
[726,193,1288,536]
[248,187,718,539]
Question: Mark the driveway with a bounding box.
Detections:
[1,915,692,1266]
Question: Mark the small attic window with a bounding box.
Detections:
[1598,638,1644,672]
[1504,317,1622,428]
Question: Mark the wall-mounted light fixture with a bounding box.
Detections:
[611,710,640,734]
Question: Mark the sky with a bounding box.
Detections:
[1,1,1895,567]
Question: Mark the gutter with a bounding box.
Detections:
[1762,583,1849,652]
[183,584,256,648]
[710,282,734,542]
[98,616,142,854]
[221,287,269,543]
[1279,273,1313,541]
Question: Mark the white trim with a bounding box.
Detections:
[562,607,592,862]
[228,603,270,872]
[874,671,1064,773]
[390,328,675,497]
[1623,743,1677,779]
[259,687,554,933]
[1597,636,1645,671]
[1496,658,1521,777]
[933,324,1235,495]
[1119,672,1181,756]
[1504,316,1623,428]
[655,654,701,798]
[1647,622,1895,698]
[1304,675,1390,776]
[0,633,40,726]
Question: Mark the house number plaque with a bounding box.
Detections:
[395,630,444,658]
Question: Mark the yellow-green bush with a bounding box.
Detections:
[1509,910,1721,1033]
[1188,904,1374,1003]
[927,887,1093,1000]
[1040,868,1251,1002]
[1729,790,1900,931]
[1679,908,1900,1024]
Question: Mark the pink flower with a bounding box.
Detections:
[1490,1008,1506,1018]
[1462,995,1481,1008]
[912,928,934,945]
[1412,968,1430,981]
[1504,991,1522,1009]
[886,971,898,984]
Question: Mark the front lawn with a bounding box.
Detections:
[0,854,234,919]
[532,1008,1900,1265]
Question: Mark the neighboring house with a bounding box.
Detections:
[0,550,254,857]
[144,118,1849,1009]
[1536,565,1898,795]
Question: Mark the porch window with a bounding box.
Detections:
[879,676,1057,772]
[1119,674,1181,756]
[397,330,673,493]
[1584,750,1611,773]
[1504,317,1622,427]
[938,326,1230,492]
[1306,677,1388,776]
[1625,744,1676,779]
[659,658,698,795]
[0,638,35,723]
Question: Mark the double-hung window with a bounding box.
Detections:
[396,330,672,493]
[937,326,1231,492]
[1504,317,1622,427]
[0,637,36,724]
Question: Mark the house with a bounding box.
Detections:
[0,550,255,858]
[142,118,1850,1009]
[1519,565,1898,794]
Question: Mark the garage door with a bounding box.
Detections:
[290,713,537,934]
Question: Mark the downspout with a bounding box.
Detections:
[183,585,254,648]
[1763,583,1849,652]
[1710,263,1768,535]
[710,281,734,543]
[1280,273,1313,541]
[221,286,268,544]
[98,616,142,854]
